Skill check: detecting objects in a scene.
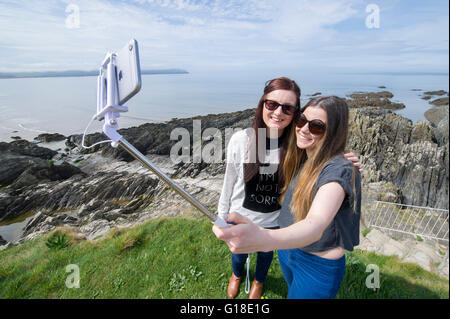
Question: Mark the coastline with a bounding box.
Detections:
[1,72,449,143]
[0,90,448,278]
[1,88,446,143]
[0,69,189,80]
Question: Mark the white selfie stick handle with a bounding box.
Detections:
[213,216,230,228]
[93,40,225,227]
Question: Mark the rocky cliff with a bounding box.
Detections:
[0,92,448,245]
[348,108,448,209]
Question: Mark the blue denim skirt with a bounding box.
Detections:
[277,248,346,299]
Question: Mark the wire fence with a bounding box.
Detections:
[365,201,449,245]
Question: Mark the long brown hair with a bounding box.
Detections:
[281,96,350,222]
[244,77,301,188]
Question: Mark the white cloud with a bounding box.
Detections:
[0,0,448,73]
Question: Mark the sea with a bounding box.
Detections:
[0,71,448,142]
[0,71,448,242]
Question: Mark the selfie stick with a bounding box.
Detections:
[93,50,228,228]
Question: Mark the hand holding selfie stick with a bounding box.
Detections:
[90,39,228,228]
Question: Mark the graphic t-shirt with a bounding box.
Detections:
[242,135,284,213]
[217,129,283,228]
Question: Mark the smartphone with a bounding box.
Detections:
[115,39,142,105]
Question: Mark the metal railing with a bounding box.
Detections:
[365,201,449,244]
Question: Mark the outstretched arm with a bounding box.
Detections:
[213,182,346,254]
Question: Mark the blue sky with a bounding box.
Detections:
[0,0,448,74]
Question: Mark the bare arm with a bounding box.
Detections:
[213,182,346,254]
[266,182,345,251]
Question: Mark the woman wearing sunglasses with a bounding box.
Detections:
[214,96,361,299]
[218,77,360,298]
[218,77,300,299]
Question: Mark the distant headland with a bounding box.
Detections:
[0,68,189,79]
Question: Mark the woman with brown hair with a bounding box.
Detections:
[218,76,301,299]
[218,80,360,298]
[214,96,361,299]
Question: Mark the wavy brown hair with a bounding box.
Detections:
[243,77,301,188]
[281,96,351,222]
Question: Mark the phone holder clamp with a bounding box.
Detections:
[95,52,129,147]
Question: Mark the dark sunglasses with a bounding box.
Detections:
[263,99,297,116]
[296,113,326,135]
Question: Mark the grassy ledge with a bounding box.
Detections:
[0,216,448,299]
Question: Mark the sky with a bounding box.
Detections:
[0,0,448,74]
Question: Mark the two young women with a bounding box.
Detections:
[217,77,361,299]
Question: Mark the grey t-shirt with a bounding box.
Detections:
[278,155,361,252]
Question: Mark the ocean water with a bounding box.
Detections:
[0,71,448,242]
[0,71,448,142]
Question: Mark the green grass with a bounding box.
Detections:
[361,228,371,237]
[0,216,448,299]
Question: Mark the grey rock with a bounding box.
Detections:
[435,117,449,146]
[424,105,448,126]
[403,250,433,272]
[80,219,112,240]
[0,139,57,159]
[411,120,434,144]
[425,105,449,146]
[429,97,449,106]
[0,140,84,221]
[2,95,449,246]
[0,242,12,251]
[357,228,447,278]
[103,209,125,221]
[63,215,78,224]
[23,211,48,233]
[345,91,405,110]
[348,108,448,209]
[77,199,107,217]
[0,156,47,186]
[90,211,105,221]
[66,108,255,161]
[34,133,66,143]
[0,235,7,246]
[381,238,409,259]
[424,90,447,96]
[0,169,158,222]
[364,181,401,204]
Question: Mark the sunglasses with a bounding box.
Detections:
[296,113,326,135]
[263,99,297,116]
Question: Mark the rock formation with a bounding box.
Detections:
[348,108,448,209]
[0,91,448,249]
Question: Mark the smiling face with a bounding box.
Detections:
[262,89,297,137]
[296,106,327,156]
